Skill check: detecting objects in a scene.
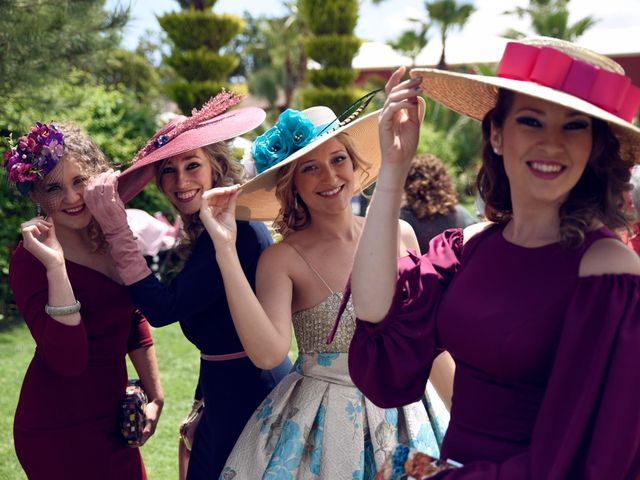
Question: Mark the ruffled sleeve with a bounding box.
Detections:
[348,228,464,408]
[430,274,640,480]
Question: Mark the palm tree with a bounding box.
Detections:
[503,0,597,41]
[426,0,475,70]
[388,20,430,66]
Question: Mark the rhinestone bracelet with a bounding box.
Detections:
[45,300,81,316]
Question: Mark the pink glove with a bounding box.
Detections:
[84,170,151,285]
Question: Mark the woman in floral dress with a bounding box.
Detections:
[200,104,454,479]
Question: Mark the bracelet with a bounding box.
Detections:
[45,300,81,316]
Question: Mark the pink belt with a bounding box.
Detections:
[200,351,248,361]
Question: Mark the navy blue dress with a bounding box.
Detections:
[127,221,292,480]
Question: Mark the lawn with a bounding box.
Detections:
[0,314,298,480]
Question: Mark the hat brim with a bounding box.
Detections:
[235,98,426,221]
[410,68,640,161]
[118,107,266,203]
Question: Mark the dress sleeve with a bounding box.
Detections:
[8,245,89,376]
[127,308,154,352]
[431,274,640,480]
[348,228,464,408]
[127,221,271,327]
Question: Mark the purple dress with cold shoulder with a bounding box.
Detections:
[347,224,640,479]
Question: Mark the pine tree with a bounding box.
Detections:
[158,0,244,113]
[298,0,362,114]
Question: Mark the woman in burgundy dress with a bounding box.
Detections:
[347,37,640,478]
[7,123,163,479]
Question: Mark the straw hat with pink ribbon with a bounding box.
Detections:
[411,36,640,161]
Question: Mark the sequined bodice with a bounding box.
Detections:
[292,293,355,353]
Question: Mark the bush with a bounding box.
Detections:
[307,67,357,89]
[298,0,358,35]
[300,86,363,117]
[164,49,239,82]
[158,11,244,51]
[166,79,238,115]
[304,35,362,68]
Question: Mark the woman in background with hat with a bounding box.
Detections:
[6,122,163,479]
[199,102,455,478]
[350,37,640,479]
[83,92,292,480]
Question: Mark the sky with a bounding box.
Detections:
[109,0,640,61]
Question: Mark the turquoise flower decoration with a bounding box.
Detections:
[251,109,319,174]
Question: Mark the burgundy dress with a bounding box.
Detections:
[347,224,640,479]
[9,243,154,480]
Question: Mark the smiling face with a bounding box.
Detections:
[292,137,355,216]
[491,93,593,208]
[40,157,93,231]
[159,148,215,215]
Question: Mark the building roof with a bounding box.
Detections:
[354,27,640,69]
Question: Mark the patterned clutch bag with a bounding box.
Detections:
[375,445,461,479]
[119,379,147,446]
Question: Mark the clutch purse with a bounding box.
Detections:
[179,398,204,451]
[119,379,147,446]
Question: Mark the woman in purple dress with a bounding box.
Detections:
[347,37,640,478]
[7,122,163,479]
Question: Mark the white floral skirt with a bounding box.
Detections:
[219,353,448,480]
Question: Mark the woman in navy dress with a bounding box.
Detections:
[84,92,292,479]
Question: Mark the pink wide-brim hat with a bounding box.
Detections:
[118,94,266,203]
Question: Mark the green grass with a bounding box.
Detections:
[0,315,299,480]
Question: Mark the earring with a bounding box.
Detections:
[294,193,299,210]
[492,145,502,156]
[35,203,42,217]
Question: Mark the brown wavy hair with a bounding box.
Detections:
[32,123,110,252]
[273,132,370,236]
[477,89,634,247]
[403,154,458,219]
[155,142,245,258]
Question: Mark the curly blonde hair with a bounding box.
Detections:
[155,142,245,258]
[403,154,458,219]
[32,123,111,253]
[273,132,370,236]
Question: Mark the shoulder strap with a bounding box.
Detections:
[287,243,335,295]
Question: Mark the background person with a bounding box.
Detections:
[400,153,477,252]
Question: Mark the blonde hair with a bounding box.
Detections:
[273,132,370,236]
[155,142,245,257]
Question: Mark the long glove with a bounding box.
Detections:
[84,170,151,285]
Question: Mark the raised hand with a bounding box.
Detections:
[378,67,423,174]
[84,169,128,235]
[84,169,151,285]
[20,216,65,270]
[199,185,241,250]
